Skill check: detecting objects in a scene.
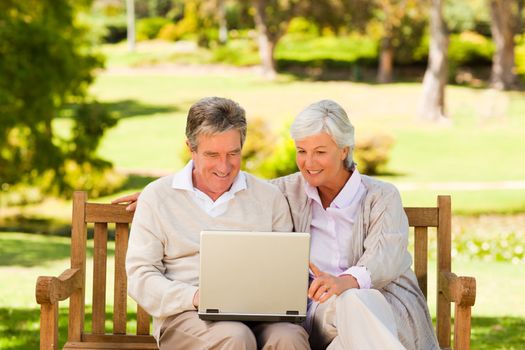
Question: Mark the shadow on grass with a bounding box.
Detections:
[0,234,98,267]
[60,100,180,120]
[469,316,525,349]
[0,308,523,350]
[102,99,180,120]
[0,307,139,350]
[0,233,115,267]
[119,174,159,192]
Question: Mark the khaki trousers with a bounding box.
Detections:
[159,311,310,350]
[309,289,405,350]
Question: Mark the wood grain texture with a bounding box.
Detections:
[414,226,428,299]
[136,305,151,336]
[40,303,59,350]
[92,223,108,334]
[36,268,81,304]
[86,203,134,223]
[113,223,129,334]
[437,195,452,348]
[69,192,88,342]
[404,207,439,227]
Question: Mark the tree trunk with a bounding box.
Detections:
[126,0,135,52]
[253,0,278,79]
[419,0,448,121]
[378,35,394,83]
[218,0,228,44]
[489,0,516,90]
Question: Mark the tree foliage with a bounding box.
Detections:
[0,0,118,195]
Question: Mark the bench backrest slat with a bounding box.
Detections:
[114,223,129,335]
[137,305,151,335]
[414,226,429,299]
[92,222,108,334]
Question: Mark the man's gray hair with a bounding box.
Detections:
[290,99,355,170]
[186,97,247,151]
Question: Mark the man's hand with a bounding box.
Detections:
[111,192,141,212]
[308,262,359,303]
[193,289,200,309]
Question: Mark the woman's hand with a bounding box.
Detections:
[111,192,141,212]
[308,262,359,303]
[193,289,200,309]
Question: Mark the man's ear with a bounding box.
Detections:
[186,139,192,152]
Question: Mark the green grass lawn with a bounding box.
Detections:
[0,232,523,349]
[80,70,525,214]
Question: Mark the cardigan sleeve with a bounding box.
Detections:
[126,192,198,318]
[356,183,412,290]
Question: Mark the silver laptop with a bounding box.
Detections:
[198,230,310,323]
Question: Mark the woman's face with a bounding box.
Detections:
[295,132,349,188]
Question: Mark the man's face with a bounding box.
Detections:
[190,129,242,201]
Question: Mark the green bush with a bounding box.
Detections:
[286,17,320,38]
[448,31,493,66]
[157,22,179,41]
[211,39,260,66]
[515,35,525,80]
[136,17,171,40]
[275,34,378,69]
[354,132,395,175]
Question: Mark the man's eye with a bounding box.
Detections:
[297,150,305,154]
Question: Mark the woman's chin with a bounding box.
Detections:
[302,172,324,186]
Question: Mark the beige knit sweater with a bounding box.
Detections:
[126,172,293,340]
[270,173,440,350]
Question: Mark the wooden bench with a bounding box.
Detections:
[36,192,476,350]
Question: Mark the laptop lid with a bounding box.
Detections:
[198,230,310,323]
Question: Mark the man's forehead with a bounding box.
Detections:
[196,131,242,152]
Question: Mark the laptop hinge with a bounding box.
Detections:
[286,310,299,315]
[206,309,219,313]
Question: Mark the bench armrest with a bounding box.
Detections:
[36,268,82,304]
[439,272,476,350]
[439,272,476,307]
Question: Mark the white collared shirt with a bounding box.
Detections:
[305,169,371,289]
[171,160,247,217]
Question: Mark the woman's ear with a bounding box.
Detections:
[341,146,350,160]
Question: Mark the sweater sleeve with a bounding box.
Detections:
[126,195,198,318]
[357,184,412,289]
[271,188,294,232]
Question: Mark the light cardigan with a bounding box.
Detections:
[270,172,440,350]
[126,172,293,341]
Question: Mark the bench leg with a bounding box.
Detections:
[40,303,59,350]
[454,304,472,350]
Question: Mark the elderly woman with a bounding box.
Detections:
[115,100,439,350]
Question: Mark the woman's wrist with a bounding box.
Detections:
[338,274,360,291]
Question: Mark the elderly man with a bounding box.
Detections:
[126,97,310,350]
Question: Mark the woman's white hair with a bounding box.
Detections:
[290,99,355,170]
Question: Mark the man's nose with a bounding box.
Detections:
[216,156,232,173]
